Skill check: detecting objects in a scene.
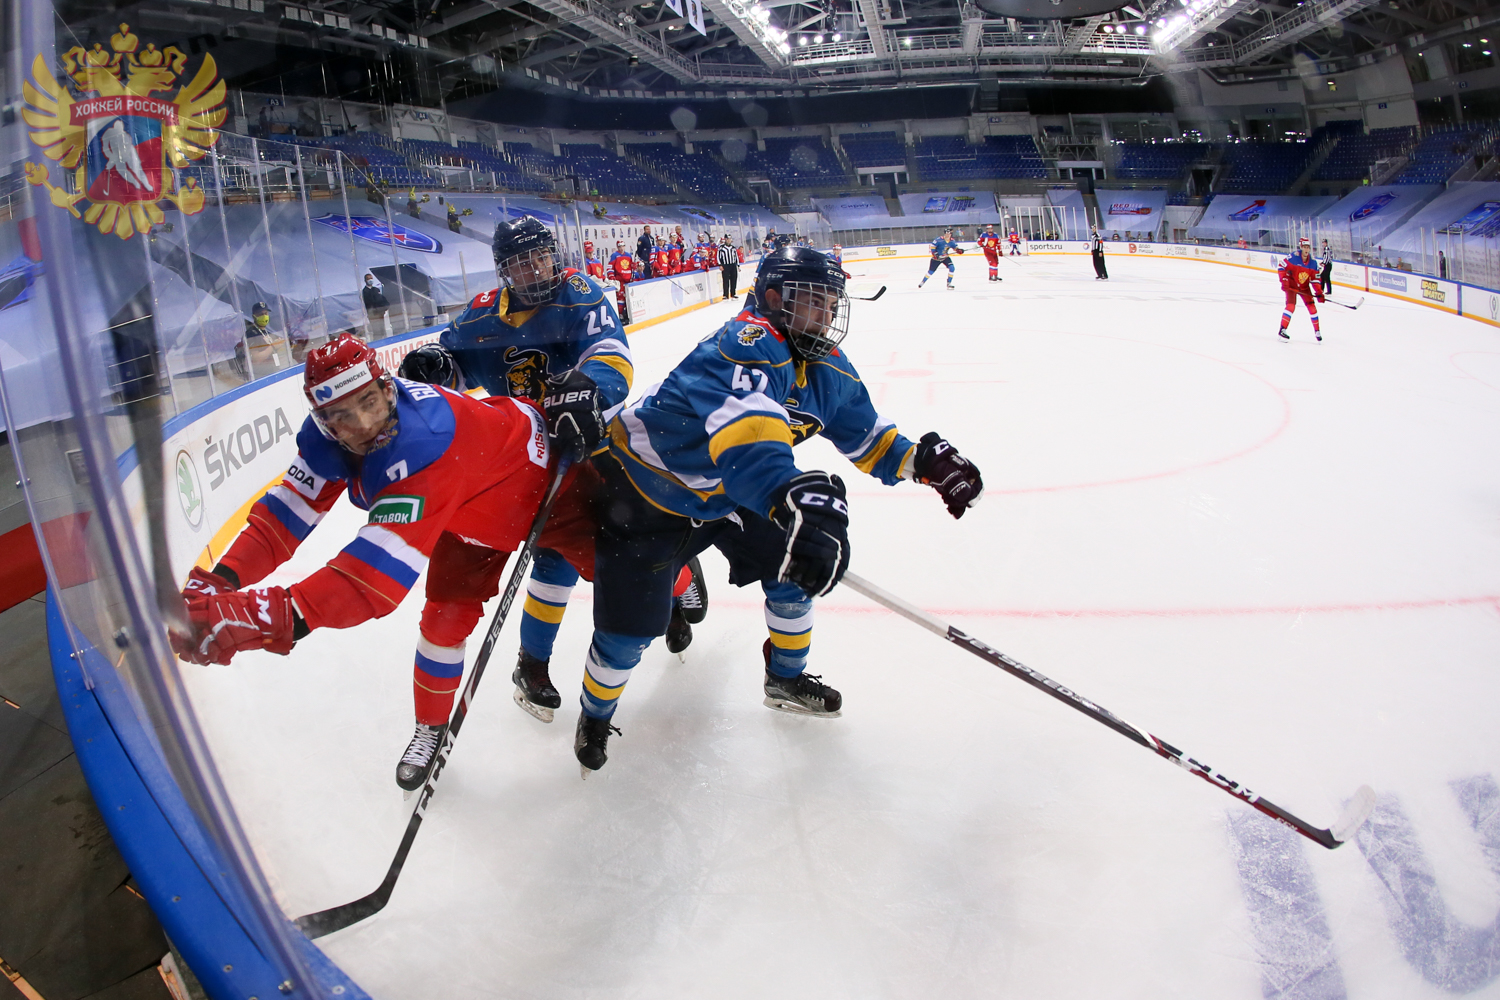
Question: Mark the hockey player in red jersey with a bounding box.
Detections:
[582,240,607,282]
[666,233,685,275]
[171,335,601,790]
[977,224,1002,282]
[607,240,636,321]
[1277,238,1324,342]
[1007,230,1021,256]
[650,241,671,280]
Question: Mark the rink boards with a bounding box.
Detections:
[843,239,1499,323]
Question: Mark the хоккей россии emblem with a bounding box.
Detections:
[21,23,224,239]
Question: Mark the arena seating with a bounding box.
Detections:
[1215,141,1316,194]
[556,143,674,198]
[742,136,851,187]
[1114,142,1213,180]
[838,131,907,168]
[1312,126,1416,181]
[1390,126,1488,184]
[913,134,1045,181]
[625,143,743,202]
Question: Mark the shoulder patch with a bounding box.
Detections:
[568,274,591,295]
[472,288,498,309]
[368,494,425,525]
[737,326,765,346]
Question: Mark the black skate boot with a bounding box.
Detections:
[512,648,561,723]
[575,712,621,778]
[665,557,709,658]
[396,721,448,794]
[1278,326,1290,340]
[761,640,842,717]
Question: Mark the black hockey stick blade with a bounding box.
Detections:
[295,456,574,939]
[853,285,887,302]
[840,571,1377,850]
[1327,296,1363,310]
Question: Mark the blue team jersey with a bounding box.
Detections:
[930,237,961,260]
[440,268,632,411]
[607,306,917,521]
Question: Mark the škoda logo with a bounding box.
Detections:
[21,24,224,239]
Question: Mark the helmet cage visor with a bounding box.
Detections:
[498,246,562,305]
[776,280,850,361]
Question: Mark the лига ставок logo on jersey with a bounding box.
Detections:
[20,25,223,239]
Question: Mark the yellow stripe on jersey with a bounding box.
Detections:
[523,596,568,624]
[768,630,812,650]
[707,415,795,464]
[587,352,634,383]
[852,426,900,474]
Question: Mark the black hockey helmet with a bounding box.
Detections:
[492,216,562,305]
[753,245,850,361]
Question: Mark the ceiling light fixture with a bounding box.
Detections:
[814,32,824,42]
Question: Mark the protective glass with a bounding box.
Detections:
[779,281,850,360]
[310,379,396,453]
[499,245,562,304]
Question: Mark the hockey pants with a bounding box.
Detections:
[983,250,999,279]
[409,464,601,726]
[1280,290,1320,334]
[577,453,815,720]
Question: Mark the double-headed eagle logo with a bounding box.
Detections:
[21,24,225,240]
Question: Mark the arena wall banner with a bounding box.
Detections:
[1460,283,1500,326]
[122,326,445,587]
[1362,267,1458,314]
[624,267,715,330]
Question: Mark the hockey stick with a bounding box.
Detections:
[1324,296,1363,311]
[295,455,574,939]
[840,571,1377,850]
[853,286,887,302]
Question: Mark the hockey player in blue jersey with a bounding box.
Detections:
[569,246,985,775]
[918,227,965,290]
[398,216,706,725]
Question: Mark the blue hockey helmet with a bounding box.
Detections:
[492,216,562,305]
[753,245,850,361]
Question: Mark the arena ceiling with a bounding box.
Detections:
[55,0,1492,105]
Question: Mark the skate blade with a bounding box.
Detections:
[762,696,841,719]
[403,788,414,802]
[677,650,686,663]
[513,686,555,723]
[579,764,594,780]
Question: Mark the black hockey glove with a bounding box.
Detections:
[768,471,851,598]
[913,432,984,519]
[398,344,461,389]
[542,368,606,462]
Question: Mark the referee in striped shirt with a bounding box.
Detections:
[715,235,739,300]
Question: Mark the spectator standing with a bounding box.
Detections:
[637,226,656,278]
[716,234,739,299]
[362,273,390,334]
[1438,250,1448,279]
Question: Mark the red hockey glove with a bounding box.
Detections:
[913,432,984,519]
[173,587,298,666]
[183,565,237,600]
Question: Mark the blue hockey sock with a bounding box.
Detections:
[518,549,579,661]
[580,630,653,719]
[763,581,813,679]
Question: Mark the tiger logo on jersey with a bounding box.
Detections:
[737,326,765,346]
[568,274,591,295]
[502,347,549,401]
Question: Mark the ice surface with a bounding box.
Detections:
[181,250,1500,999]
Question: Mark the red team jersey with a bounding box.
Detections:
[977,233,1002,254]
[1278,254,1323,297]
[585,258,606,281]
[607,251,636,283]
[218,382,590,633]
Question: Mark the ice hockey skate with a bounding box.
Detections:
[762,640,842,717]
[396,721,448,794]
[575,712,620,778]
[512,648,561,722]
